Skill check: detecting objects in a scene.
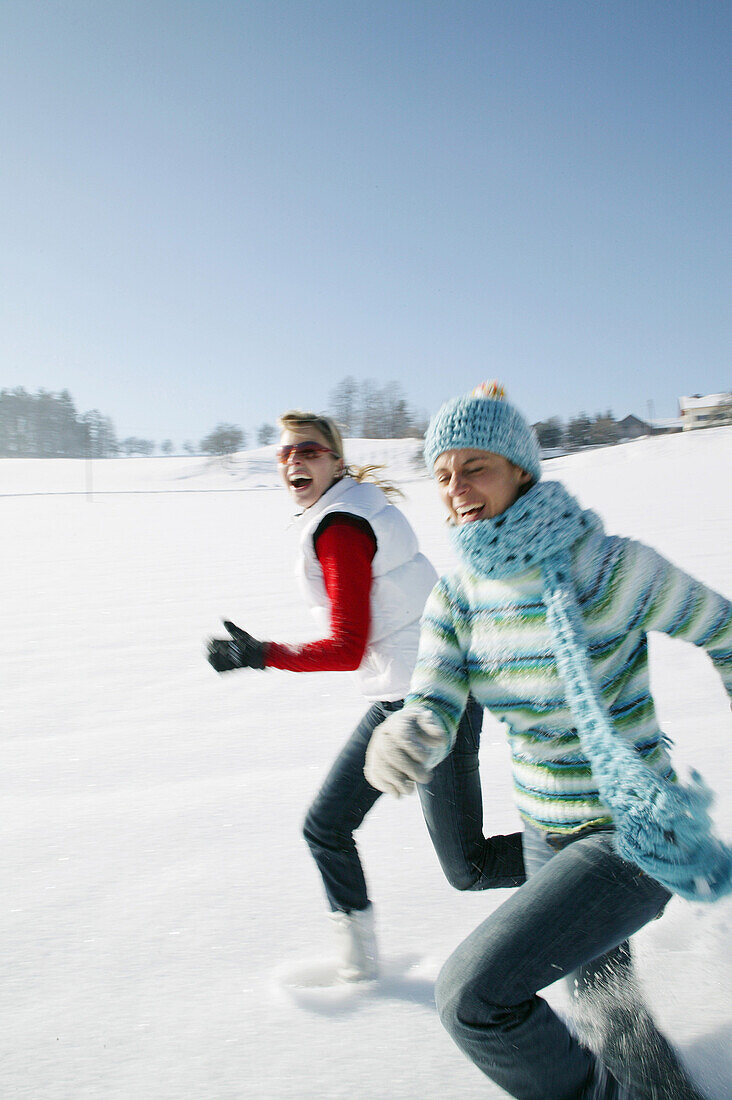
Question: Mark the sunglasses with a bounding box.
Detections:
[276,440,338,464]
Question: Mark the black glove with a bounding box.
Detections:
[207,620,266,672]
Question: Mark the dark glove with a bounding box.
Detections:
[482,833,527,889]
[207,620,266,672]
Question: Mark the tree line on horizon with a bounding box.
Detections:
[0,380,428,459]
[0,388,118,459]
[0,387,241,459]
[3,382,726,461]
[533,412,625,450]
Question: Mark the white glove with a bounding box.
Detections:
[365,706,449,798]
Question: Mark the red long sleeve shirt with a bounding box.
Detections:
[264,515,376,673]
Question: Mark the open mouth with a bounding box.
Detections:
[457,504,484,523]
[290,476,312,491]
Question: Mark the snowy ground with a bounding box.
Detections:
[2,428,731,1099]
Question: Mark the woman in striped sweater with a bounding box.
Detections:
[366,383,731,1099]
[206,410,525,985]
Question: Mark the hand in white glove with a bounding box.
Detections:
[365,706,449,798]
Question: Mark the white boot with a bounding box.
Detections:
[329,905,378,982]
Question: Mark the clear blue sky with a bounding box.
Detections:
[1,0,729,445]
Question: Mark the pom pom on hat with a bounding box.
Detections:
[424,381,541,481]
[470,380,506,400]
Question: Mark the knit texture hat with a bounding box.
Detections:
[424,381,541,481]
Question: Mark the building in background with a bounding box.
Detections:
[679,393,732,430]
[615,414,682,439]
[616,414,651,440]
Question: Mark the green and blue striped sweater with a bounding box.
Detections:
[407,526,732,835]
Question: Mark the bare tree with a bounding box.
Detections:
[358,379,379,437]
[327,376,430,439]
[534,418,564,449]
[121,437,155,456]
[382,382,412,437]
[329,376,359,434]
[565,413,593,451]
[82,410,118,457]
[200,423,246,456]
[589,412,620,446]
[257,423,276,446]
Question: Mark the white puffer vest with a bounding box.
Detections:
[295,477,437,701]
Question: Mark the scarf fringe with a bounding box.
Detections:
[542,553,732,902]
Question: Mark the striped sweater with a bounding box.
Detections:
[407,525,732,835]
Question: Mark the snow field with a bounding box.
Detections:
[2,428,731,1098]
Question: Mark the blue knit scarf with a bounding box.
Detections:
[450,480,732,902]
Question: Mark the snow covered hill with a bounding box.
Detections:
[2,426,731,1099]
[0,436,426,496]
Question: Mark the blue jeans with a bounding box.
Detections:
[435,827,671,1099]
[522,825,634,1002]
[418,696,526,891]
[303,696,525,913]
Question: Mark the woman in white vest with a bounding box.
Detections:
[207,410,525,982]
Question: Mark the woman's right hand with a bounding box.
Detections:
[207,620,266,672]
[365,707,449,797]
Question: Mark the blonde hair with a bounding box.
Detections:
[277,410,404,500]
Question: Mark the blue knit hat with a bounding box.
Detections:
[424,381,541,481]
